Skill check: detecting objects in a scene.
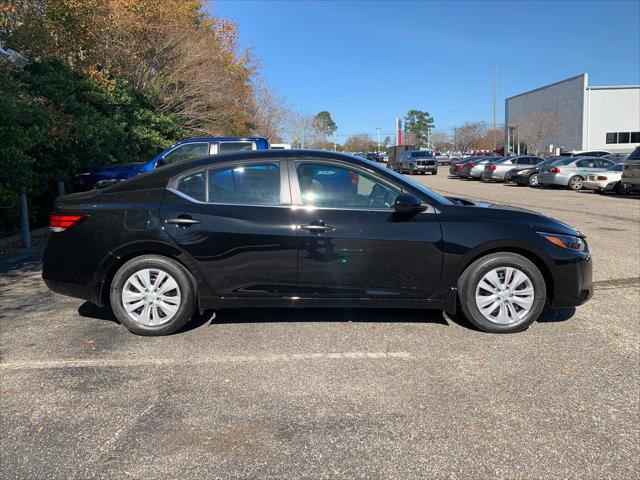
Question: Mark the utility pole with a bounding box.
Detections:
[493,64,497,150]
[376,127,381,154]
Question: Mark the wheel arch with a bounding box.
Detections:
[93,240,213,310]
[454,243,556,305]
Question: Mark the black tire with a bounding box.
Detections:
[568,175,583,191]
[457,252,546,334]
[110,255,196,336]
[528,174,539,187]
[410,166,415,175]
[432,170,438,175]
[614,181,625,195]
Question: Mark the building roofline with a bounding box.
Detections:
[587,85,640,90]
[506,74,587,101]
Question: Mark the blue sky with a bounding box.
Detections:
[211,0,640,141]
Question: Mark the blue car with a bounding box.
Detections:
[73,137,269,191]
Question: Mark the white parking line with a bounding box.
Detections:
[0,351,413,370]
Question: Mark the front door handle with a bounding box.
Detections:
[166,217,200,226]
[300,223,335,233]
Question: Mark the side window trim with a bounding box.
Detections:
[287,158,403,211]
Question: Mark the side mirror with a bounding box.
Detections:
[394,193,427,214]
[155,157,166,168]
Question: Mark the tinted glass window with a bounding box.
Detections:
[576,159,597,168]
[163,143,209,166]
[410,151,434,158]
[218,142,255,153]
[606,133,618,144]
[296,163,399,209]
[631,132,640,143]
[597,159,615,169]
[208,163,280,205]
[176,170,206,201]
[618,133,630,144]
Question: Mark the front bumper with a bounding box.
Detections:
[549,252,593,308]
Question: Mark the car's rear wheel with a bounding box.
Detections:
[614,181,625,195]
[458,253,546,333]
[110,255,196,336]
[568,175,583,190]
[528,174,539,187]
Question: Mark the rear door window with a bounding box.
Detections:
[208,163,280,205]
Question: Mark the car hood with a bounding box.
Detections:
[445,196,582,237]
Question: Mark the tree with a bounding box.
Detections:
[252,78,289,142]
[430,131,452,152]
[287,112,317,148]
[455,122,488,153]
[515,110,562,155]
[383,135,392,147]
[312,111,337,143]
[344,133,375,152]
[404,110,435,147]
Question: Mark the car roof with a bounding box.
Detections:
[104,150,379,192]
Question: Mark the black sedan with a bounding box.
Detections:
[43,150,592,336]
[510,157,564,187]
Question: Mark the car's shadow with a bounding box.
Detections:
[77,302,577,334]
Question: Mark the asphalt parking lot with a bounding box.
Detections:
[1,174,639,479]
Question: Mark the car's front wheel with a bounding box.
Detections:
[110,255,196,336]
[458,253,546,333]
[528,174,539,187]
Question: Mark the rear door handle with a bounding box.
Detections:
[166,217,200,226]
[300,223,335,233]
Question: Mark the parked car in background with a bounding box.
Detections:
[460,156,502,179]
[537,157,616,190]
[74,137,269,192]
[509,157,563,187]
[621,146,640,192]
[481,156,543,182]
[582,163,625,194]
[570,150,612,158]
[449,156,478,175]
[43,149,592,336]
[398,150,438,175]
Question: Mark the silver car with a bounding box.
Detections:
[461,156,501,178]
[481,156,543,182]
[537,156,616,190]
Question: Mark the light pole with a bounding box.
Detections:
[376,127,381,154]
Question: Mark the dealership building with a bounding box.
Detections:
[505,73,640,155]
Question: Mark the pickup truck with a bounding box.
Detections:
[73,137,269,191]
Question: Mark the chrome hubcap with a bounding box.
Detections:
[121,268,181,326]
[475,267,535,324]
[530,175,538,186]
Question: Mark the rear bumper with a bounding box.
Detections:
[549,253,593,308]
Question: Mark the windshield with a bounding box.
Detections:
[410,151,434,158]
[360,157,452,205]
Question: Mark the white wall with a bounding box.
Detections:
[505,74,586,153]
[586,86,640,153]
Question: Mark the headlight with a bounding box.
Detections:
[538,232,586,251]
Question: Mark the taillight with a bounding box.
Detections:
[469,163,476,168]
[551,167,561,174]
[489,165,497,171]
[50,214,84,232]
[624,164,630,170]
[597,176,608,180]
